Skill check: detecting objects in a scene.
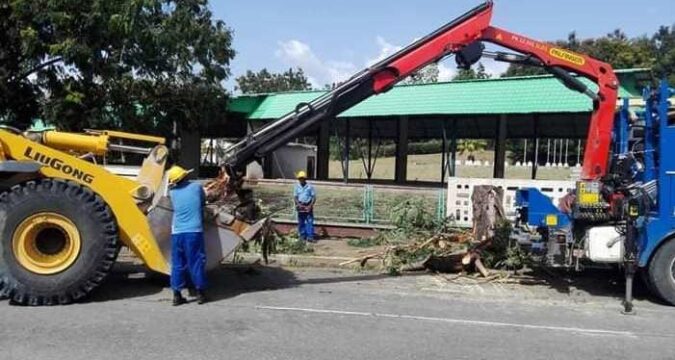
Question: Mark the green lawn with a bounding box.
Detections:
[258,152,572,225]
[329,153,573,181]
[255,182,439,224]
[255,184,365,221]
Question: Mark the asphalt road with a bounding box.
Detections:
[1,263,675,360]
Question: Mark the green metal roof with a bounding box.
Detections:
[230,69,646,121]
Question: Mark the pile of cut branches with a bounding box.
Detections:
[204,170,236,203]
[342,185,529,276]
[341,227,495,276]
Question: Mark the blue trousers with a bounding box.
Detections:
[297,211,314,241]
[170,232,207,291]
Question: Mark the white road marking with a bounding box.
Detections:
[256,305,636,338]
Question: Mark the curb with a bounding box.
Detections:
[238,253,381,270]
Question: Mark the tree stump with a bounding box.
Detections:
[471,185,505,242]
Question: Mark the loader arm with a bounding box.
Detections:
[223,1,618,183]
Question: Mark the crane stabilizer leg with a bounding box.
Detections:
[622,213,639,315]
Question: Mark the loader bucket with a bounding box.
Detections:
[147,197,263,271]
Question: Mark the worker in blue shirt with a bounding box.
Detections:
[167,165,208,306]
[294,171,316,242]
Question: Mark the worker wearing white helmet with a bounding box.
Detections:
[166,165,208,306]
[294,170,316,243]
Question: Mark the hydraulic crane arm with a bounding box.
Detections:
[479,27,619,179]
[223,1,618,182]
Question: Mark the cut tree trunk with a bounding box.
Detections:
[471,185,505,242]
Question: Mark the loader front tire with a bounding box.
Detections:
[0,179,119,305]
[648,239,675,306]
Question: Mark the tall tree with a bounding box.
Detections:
[0,0,235,132]
[502,30,659,78]
[402,63,440,85]
[652,25,675,84]
[453,62,490,81]
[475,63,490,79]
[235,68,311,94]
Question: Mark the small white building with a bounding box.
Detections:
[201,139,316,180]
[268,143,317,179]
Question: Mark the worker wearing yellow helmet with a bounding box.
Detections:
[293,170,316,243]
[166,165,208,306]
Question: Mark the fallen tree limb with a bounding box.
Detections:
[339,253,382,266]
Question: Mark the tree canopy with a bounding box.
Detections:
[402,63,440,85]
[0,0,234,133]
[502,28,674,83]
[235,68,311,94]
[652,25,675,84]
[453,62,490,81]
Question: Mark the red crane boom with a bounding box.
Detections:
[225,1,618,182]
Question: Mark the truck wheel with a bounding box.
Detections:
[0,179,119,305]
[640,269,655,295]
[648,239,675,305]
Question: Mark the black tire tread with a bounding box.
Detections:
[0,179,119,305]
[648,239,675,305]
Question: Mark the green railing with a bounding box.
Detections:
[255,181,447,225]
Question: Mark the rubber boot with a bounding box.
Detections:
[196,290,207,305]
[173,291,187,306]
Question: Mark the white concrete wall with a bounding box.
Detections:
[447,177,575,227]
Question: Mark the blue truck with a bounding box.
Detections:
[513,81,675,313]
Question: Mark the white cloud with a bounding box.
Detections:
[273,36,508,88]
[366,36,403,66]
[369,36,461,81]
[481,59,510,78]
[274,36,404,88]
[437,62,457,81]
[275,40,355,88]
[366,36,508,81]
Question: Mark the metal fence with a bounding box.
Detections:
[254,180,446,225]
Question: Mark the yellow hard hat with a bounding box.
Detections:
[167,165,193,185]
[296,171,307,179]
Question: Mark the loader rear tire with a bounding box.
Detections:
[0,179,119,305]
[648,239,675,306]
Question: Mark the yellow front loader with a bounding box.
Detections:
[0,126,261,305]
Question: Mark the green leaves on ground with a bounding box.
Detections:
[241,228,314,256]
[273,232,314,255]
[481,221,531,271]
[389,198,440,233]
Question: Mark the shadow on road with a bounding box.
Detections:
[517,267,665,305]
[88,261,166,303]
[206,265,395,302]
[89,258,665,308]
[88,259,394,304]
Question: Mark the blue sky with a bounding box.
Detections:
[211,0,674,90]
